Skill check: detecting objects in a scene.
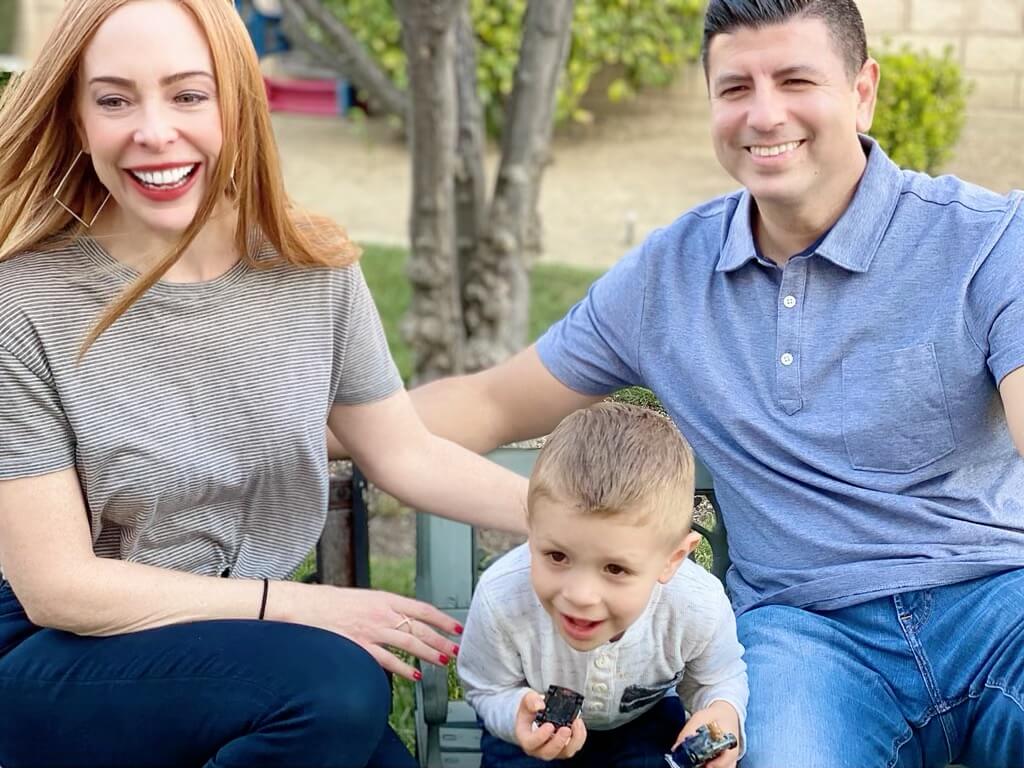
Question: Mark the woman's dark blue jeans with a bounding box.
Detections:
[0,580,417,768]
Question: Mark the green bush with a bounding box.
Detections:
[871,45,970,174]
[610,386,667,414]
[0,70,10,91]
[321,0,704,131]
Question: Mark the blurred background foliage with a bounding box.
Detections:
[320,1,969,174]
[322,0,704,133]
[871,44,970,174]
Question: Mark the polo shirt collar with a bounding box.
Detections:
[716,135,903,273]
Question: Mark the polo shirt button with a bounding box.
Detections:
[783,295,797,308]
[595,655,610,669]
[780,353,794,366]
[593,683,608,693]
[587,701,604,711]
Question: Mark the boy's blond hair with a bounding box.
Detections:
[528,402,695,542]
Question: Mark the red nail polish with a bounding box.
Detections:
[452,644,460,656]
[439,654,450,665]
[413,670,422,681]
[454,623,464,635]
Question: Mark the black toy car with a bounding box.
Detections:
[534,685,585,730]
[663,721,738,768]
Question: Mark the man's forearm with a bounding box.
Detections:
[410,374,514,454]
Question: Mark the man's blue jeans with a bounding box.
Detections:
[739,568,1024,767]
[0,580,416,767]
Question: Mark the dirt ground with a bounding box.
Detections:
[296,74,1024,564]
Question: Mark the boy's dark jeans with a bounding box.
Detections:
[481,694,687,768]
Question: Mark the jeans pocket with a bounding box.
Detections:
[841,343,955,473]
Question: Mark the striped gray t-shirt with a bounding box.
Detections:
[0,236,401,579]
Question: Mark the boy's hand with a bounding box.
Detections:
[674,700,741,768]
[514,690,587,760]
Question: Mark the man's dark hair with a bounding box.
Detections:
[701,0,868,80]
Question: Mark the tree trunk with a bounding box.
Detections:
[452,6,488,340]
[283,1,573,379]
[463,0,575,370]
[281,0,408,121]
[395,0,465,385]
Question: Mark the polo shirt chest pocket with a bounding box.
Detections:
[840,343,955,473]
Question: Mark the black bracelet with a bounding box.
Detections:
[258,578,269,620]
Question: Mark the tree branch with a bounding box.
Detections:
[465,0,575,368]
[280,0,408,121]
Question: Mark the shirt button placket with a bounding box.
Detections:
[776,262,807,415]
[588,653,614,720]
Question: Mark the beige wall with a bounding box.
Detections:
[13,0,63,62]
[859,0,1024,110]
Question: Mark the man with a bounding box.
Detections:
[407,1,1024,765]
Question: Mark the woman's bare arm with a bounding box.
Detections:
[0,468,266,634]
[329,388,530,534]
[0,468,461,680]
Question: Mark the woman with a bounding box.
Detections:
[0,1,526,766]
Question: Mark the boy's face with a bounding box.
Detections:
[528,497,700,652]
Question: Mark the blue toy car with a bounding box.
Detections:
[664,721,738,768]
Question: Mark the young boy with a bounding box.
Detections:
[457,402,747,767]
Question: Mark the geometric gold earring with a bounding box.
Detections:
[52,150,111,228]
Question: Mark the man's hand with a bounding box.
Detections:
[514,690,587,760]
[674,700,741,768]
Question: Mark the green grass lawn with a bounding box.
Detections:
[359,244,604,382]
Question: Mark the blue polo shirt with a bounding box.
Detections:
[537,136,1024,615]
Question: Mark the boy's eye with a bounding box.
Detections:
[605,564,629,576]
[546,551,567,564]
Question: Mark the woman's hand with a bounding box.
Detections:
[270,581,462,681]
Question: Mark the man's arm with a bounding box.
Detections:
[409,344,604,453]
[325,345,600,459]
[1000,366,1024,457]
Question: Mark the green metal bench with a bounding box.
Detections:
[411,446,729,768]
